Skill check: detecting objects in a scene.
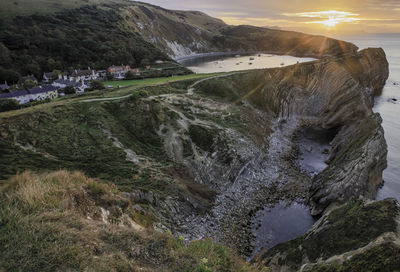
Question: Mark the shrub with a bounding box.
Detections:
[0,98,19,112]
[90,80,105,90]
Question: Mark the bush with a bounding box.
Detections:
[0,99,19,112]
[124,71,136,80]
[90,80,105,90]
[62,86,76,95]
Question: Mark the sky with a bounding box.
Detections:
[138,0,400,34]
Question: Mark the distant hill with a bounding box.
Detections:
[0,0,358,83]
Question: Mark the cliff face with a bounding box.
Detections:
[194,48,389,218]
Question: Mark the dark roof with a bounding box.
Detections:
[28,85,57,95]
[0,90,28,99]
[54,79,80,87]
[0,84,9,90]
[69,70,93,77]
[43,72,54,78]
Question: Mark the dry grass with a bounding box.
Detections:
[0,170,262,271]
[5,170,116,214]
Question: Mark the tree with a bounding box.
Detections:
[52,70,61,80]
[0,67,20,84]
[140,58,151,67]
[62,86,76,95]
[124,71,136,80]
[22,79,36,90]
[105,73,114,81]
[0,99,19,112]
[0,43,11,68]
[90,80,105,90]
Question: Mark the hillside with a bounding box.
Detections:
[0,0,358,83]
[0,170,263,272]
[0,2,170,83]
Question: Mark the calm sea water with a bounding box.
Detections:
[179,53,315,73]
[337,34,400,202]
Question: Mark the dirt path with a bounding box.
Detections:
[81,94,133,103]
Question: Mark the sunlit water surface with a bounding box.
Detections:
[179,53,315,73]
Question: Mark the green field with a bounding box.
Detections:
[103,73,223,88]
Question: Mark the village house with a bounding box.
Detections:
[0,85,58,104]
[0,82,9,91]
[28,86,58,101]
[131,68,141,76]
[52,79,88,93]
[96,70,107,79]
[107,65,131,79]
[0,90,30,104]
[68,68,99,81]
[21,75,38,84]
[42,72,55,83]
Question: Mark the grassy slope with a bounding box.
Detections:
[308,243,400,272]
[0,74,233,201]
[0,170,265,272]
[104,73,223,88]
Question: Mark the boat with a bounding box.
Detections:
[249,62,253,65]
[280,62,285,66]
[235,54,241,58]
[249,57,255,60]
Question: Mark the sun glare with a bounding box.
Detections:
[322,17,339,27]
[283,10,360,29]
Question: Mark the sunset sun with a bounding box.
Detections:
[283,10,361,29]
[322,17,339,27]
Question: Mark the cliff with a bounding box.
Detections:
[194,48,389,217]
